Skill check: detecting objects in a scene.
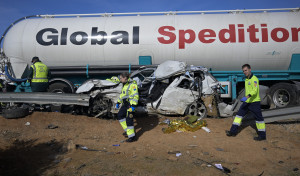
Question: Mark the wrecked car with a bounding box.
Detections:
[75,60,225,119]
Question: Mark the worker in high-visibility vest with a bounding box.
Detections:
[28,57,51,92]
[226,64,266,141]
[115,72,139,142]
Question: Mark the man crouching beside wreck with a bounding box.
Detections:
[115,72,139,142]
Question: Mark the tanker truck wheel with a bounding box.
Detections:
[48,82,73,93]
[185,102,207,120]
[268,83,297,108]
[48,82,74,112]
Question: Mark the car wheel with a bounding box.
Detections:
[185,101,207,120]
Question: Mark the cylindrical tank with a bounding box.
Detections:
[2,10,300,78]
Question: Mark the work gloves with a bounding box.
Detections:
[116,103,135,112]
[240,97,248,102]
[128,106,135,112]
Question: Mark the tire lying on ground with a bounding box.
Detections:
[2,106,30,119]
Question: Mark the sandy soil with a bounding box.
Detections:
[0,111,299,176]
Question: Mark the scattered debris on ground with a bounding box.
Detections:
[0,112,299,176]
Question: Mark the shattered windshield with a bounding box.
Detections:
[131,68,156,84]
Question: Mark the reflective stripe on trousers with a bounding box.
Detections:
[127,126,135,138]
[233,115,243,126]
[256,121,266,132]
[119,118,127,131]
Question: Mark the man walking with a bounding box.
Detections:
[226,64,266,141]
[116,72,139,142]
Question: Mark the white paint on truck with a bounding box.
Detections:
[2,9,300,78]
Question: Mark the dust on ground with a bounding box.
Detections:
[0,112,299,176]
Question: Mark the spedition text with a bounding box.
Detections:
[158,24,300,49]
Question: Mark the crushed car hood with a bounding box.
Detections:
[76,79,118,93]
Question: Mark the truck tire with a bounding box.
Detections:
[48,82,74,113]
[268,83,297,108]
[185,102,207,120]
[2,106,29,119]
[48,82,73,93]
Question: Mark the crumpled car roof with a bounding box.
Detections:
[154,61,186,80]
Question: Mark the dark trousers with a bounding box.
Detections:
[31,82,49,92]
[117,102,134,127]
[230,101,266,138]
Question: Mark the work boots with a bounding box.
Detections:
[122,132,128,138]
[122,132,137,142]
[125,136,136,143]
[253,136,266,141]
[225,130,237,137]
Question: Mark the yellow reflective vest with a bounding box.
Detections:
[245,74,260,103]
[118,79,139,106]
[31,62,49,83]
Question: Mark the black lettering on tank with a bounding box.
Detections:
[36,28,59,46]
[111,31,129,45]
[60,28,68,45]
[91,27,107,45]
[70,32,88,45]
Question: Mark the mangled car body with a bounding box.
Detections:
[76,61,227,119]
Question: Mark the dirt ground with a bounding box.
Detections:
[0,111,299,176]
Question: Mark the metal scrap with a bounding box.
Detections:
[75,144,107,152]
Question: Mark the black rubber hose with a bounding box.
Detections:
[5,65,27,82]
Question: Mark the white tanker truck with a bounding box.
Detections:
[1,8,300,115]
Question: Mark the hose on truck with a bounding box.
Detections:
[5,65,27,82]
[1,15,41,84]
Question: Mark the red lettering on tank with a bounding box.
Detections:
[291,27,300,42]
[157,26,176,44]
[157,24,300,49]
[179,29,196,49]
[271,28,289,42]
[261,24,268,42]
[198,29,216,43]
[219,24,236,43]
[237,24,245,43]
[247,24,259,43]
